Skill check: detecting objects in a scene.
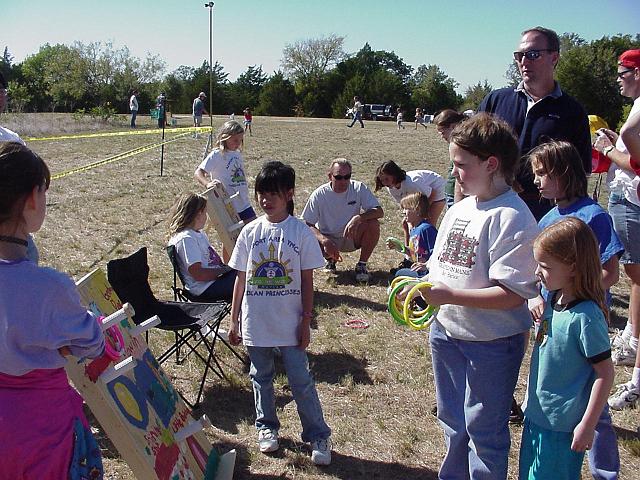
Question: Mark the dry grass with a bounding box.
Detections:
[15,113,640,479]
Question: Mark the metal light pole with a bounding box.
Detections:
[205,2,214,138]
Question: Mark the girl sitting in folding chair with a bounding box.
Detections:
[167,193,236,302]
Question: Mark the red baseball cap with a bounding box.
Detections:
[619,49,640,68]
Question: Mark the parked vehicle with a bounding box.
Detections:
[363,104,393,120]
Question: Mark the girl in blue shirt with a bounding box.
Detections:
[521,217,614,480]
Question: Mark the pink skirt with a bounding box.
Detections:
[0,368,102,479]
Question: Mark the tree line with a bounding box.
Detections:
[1,32,638,128]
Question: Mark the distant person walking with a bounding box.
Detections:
[156,92,166,129]
[347,96,364,128]
[192,92,208,138]
[243,107,253,136]
[129,89,138,128]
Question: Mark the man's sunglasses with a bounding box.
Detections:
[617,68,635,79]
[332,173,351,180]
[513,49,555,62]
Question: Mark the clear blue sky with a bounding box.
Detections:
[4,0,639,92]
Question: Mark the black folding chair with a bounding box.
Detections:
[165,244,245,366]
[106,247,231,408]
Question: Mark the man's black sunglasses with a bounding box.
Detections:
[616,68,635,79]
[513,49,555,62]
[332,173,351,180]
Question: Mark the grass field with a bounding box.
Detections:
[6,112,640,479]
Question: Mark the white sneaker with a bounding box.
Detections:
[608,382,640,410]
[612,345,638,366]
[610,329,630,350]
[311,438,331,465]
[258,428,279,453]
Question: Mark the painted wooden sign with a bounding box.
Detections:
[65,268,235,480]
[204,184,244,253]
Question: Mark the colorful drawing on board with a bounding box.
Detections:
[106,375,150,430]
[134,351,178,427]
[70,268,234,479]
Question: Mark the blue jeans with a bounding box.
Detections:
[609,192,640,264]
[192,270,236,302]
[587,405,619,480]
[394,268,426,279]
[247,346,331,442]
[430,321,526,479]
[130,109,137,128]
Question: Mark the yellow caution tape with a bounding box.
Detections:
[51,131,192,180]
[26,126,212,142]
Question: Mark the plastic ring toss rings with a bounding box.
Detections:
[387,276,438,330]
[97,315,126,360]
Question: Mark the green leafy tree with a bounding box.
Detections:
[164,61,229,114]
[282,34,345,86]
[255,71,296,116]
[1,47,13,82]
[328,44,412,117]
[229,65,267,113]
[556,34,640,127]
[282,35,347,117]
[462,80,492,112]
[504,62,520,88]
[6,80,30,112]
[411,64,462,114]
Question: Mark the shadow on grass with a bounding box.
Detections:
[198,348,373,433]
[610,294,630,330]
[321,269,393,288]
[309,350,373,385]
[315,289,387,312]
[230,441,438,480]
[614,424,640,441]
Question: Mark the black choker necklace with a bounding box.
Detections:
[0,235,28,247]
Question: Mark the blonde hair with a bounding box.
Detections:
[167,193,207,238]
[400,192,430,219]
[534,217,608,322]
[215,120,244,151]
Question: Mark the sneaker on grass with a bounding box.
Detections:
[610,328,630,350]
[311,438,331,465]
[608,382,640,410]
[323,259,337,274]
[612,345,638,366]
[258,428,279,453]
[354,262,370,282]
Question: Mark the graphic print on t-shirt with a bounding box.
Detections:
[248,242,293,289]
[207,246,222,267]
[226,155,246,186]
[438,219,477,268]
